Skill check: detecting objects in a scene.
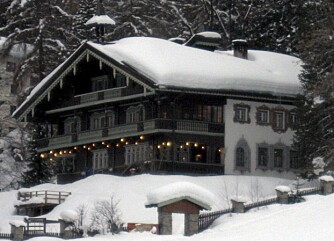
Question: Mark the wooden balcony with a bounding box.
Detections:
[37,119,224,150]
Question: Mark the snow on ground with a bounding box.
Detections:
[0,174,327,241]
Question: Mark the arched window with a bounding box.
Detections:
[126,105,145,124]
[234,138,250,171]
[236,147,245,167]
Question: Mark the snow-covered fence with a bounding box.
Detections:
[198,208,232,231]
[244,197,277,211]
[17,190,71,204]
[0,233,12,239]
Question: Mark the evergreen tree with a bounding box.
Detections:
[293,0,334,174]
[74,0,97,41]
[21,123,52,187]
[0,0,80,92]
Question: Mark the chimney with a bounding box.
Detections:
[232,39,248,59]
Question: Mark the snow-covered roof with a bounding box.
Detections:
[85,15,115,26]
[60,210,78,222]
[146,182,214,210]
[89,37,302,96]
[0,36,33,59]
[13,36,303,120]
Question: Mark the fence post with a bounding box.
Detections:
[10,222,26,241]
[319,176,334,195]
[275,186,291,204]
[231,199,246,213]
[59,219,75,239]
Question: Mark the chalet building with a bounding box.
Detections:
[12,33,302,182]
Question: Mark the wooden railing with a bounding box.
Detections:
[38,119,224,149]
[17,190,71,205]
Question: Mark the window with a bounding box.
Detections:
[64,117,81,134]
[258,110,269,123]
[93,149,109,170]
[6,62,16,72]
[236,147,245,167]
[91,75,110,91]
[126,105,145,124]
[273,148,284,168]
[258,147,268,167]
[125,142,149,165]
[290,113,296,125]
[274,111,285,129]
[234,104,250,123]
[115,73,126,87]
[212,106,223,123]
[176,146,189,162]
[236,108,247,121]
[90,111,114,129]
[290,150,299,169]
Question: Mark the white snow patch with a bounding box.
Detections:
[319,175,334,182]
[9,220,26,227]
[275,185,291,193]
[60,210,78,222]
[196,31,221,39]
[85,15,116,26]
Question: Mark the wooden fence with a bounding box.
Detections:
[199,186,321,232]
[0,233,12,239]
[17,190,71,204]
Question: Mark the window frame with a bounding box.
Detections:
[233,103,251,124]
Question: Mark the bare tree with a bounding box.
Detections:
[249,177,263,209]
[90,196,123,235]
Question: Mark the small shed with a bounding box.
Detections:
[145,182,213,236]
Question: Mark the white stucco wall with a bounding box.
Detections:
[224,98,297,179]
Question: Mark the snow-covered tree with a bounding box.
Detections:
[21,123,53,187]
[293,0,334,175]
[74,0,97,41]
[0,0,80,90]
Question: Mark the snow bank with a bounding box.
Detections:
[60,210,78,222]
[275,186,291,193]
[319,175,334,182]
[16,196,45,205]
[146,182,214,209]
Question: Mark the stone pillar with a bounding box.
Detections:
[184,213,199,236]
[320,180,334,195]
[158,210,172,235]
[10,225,25,241]
[276,190,290,204]
[231,199,246,213]
[59,219,74,239]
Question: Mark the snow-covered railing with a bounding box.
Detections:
[199,208,232,231]
[17,190,71,205]
[244,197,277,210]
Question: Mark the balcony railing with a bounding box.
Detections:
[38,119,224,149]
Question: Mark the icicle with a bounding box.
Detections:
[24,115,27,122]
[113,68,116,78]
[73,65,77,75]
[48,91,51,101]
[99,59,103,70]
[126,76,129,86]
[144,87,147,97]
[60,79,63,89]
[32,107,35,118]
[86,52,90,62]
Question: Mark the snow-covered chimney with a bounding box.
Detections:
[232,39,248,59]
